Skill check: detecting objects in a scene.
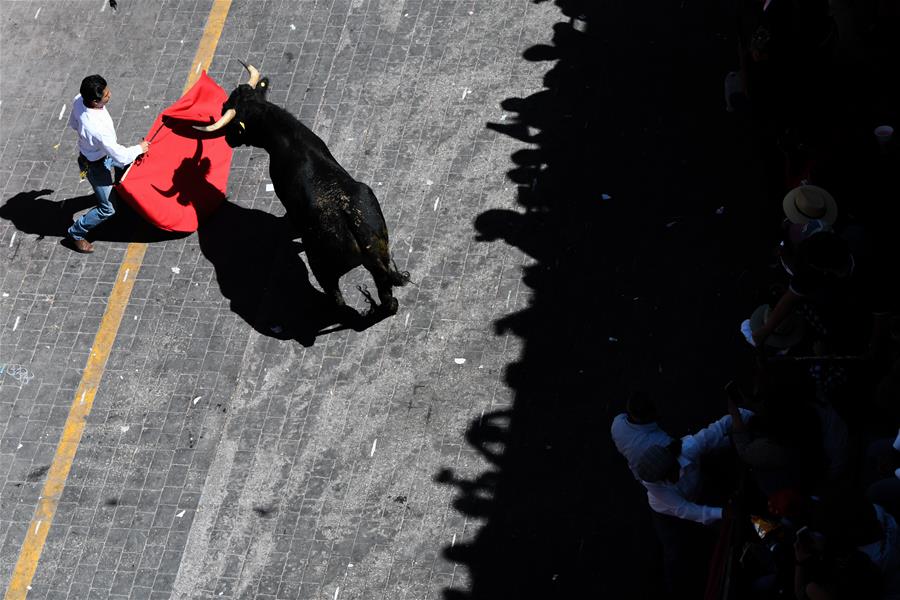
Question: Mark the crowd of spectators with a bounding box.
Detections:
[612,0,899,597]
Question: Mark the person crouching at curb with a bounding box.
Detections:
[65,74,149,254]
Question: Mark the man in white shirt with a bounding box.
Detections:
[610,392,673,480]
[66,74,149,253]
[636,409,751,525]
[634,408,751,594]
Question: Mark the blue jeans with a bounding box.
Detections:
[68,156,126,240]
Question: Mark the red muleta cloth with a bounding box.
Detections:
[116,72,232,232]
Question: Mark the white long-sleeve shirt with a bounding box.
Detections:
[610,414,673,481]
[69,94,142,165]
[642,410,753,525]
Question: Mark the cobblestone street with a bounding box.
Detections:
[9,0,888,598]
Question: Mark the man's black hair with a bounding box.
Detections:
[80,75,107,104]
[626,391,656,423]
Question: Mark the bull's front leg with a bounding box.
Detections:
[317,272,347,307]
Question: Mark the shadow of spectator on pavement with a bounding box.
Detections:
[436,0,764,597]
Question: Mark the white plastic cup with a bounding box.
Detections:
[874,125,894,148]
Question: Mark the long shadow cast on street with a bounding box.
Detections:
[196,201,381,347]
[0,188,187,244]
[438,1,763,597]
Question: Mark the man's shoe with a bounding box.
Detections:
[68,237,94,254]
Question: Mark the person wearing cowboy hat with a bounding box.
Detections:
[753,229,854,349]
[744,302,807,351]
[778,185,838,276]
[783,185,838,226]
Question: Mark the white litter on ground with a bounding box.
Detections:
[370,439,377,457]
[176,510,186,518]
[454,358,466,365]
[120,425,130,433]
[192,396,202,405]
[265,183,275,192]
[58,104,66,120]
[171,266,180,274]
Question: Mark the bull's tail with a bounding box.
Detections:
[389,259,411,287]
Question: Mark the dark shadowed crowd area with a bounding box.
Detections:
[440,0,900,598]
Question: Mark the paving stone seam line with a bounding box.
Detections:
[2,1,232,597]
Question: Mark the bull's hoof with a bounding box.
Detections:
[382,297,399,315]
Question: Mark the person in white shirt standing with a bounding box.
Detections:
[610,391,673,481]
[65,74,149,253]
[636,409,751,525]
[634,405,751,594]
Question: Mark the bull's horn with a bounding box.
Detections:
[193,108,237,132]
[238,60,261,88]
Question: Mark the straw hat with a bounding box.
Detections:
[749,304,806,349]
[783,185,838,225]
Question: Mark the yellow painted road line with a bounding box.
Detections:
[4,2,232,597]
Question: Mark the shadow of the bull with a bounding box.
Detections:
[197,201,386,347]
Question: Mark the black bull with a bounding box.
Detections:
[196,66,409,316]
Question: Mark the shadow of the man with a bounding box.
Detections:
[0,188,189,244]
[0,189,94,238]
[197,201,383,347]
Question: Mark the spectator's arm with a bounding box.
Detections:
[646,485,722,525]
[686,409,754,458]
[727,397,746,434]
[753,289,800,346]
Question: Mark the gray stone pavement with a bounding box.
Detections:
[0,0,561,598]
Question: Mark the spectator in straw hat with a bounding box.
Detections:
[753,229,856,350]
[778,185,838,275]
[743,302,807,351]
[783,185,838,226]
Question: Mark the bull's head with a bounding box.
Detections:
[193,61,268,148]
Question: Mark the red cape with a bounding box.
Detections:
[116,72,232,232]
